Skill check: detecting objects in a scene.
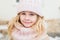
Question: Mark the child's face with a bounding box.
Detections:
[19,11,38,28]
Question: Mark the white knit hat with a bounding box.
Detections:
[16,0,44,16]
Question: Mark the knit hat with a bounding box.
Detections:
[16,0,44,16]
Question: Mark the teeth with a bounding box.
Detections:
[24,22,31,23]
[24,21,30,22]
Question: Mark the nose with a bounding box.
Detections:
[25,15,30,21]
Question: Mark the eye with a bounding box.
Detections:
[21,12,26,15]
[30,14,35,16]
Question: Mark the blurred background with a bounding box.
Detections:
[0,0,60,40]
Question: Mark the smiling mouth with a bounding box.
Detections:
[24,22,32,24]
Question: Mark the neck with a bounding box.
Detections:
[18,27,39,39]
[12,27,44,40]
[15,26,40,36]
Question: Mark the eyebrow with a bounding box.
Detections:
[18,11,37,15]
[18,11,25,15]
[29,12,35,14]
[21,11,36,13]
[21,11,25,12]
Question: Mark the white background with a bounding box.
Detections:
[0,0,60,20]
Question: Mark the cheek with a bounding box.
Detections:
[20,16,24,21]
[31,16,37,23]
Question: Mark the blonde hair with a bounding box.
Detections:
[8,12,46,39]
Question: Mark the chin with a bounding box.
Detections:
[23,25,32,28]
[23,26,31,28]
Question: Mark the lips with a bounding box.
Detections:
[21,21,33,27]
[23,22,32,24]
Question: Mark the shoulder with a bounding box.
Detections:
[41,35,55,40]
[43,35,50,40]
[38,33,50,40]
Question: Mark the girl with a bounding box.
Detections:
[8,0,49,40]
